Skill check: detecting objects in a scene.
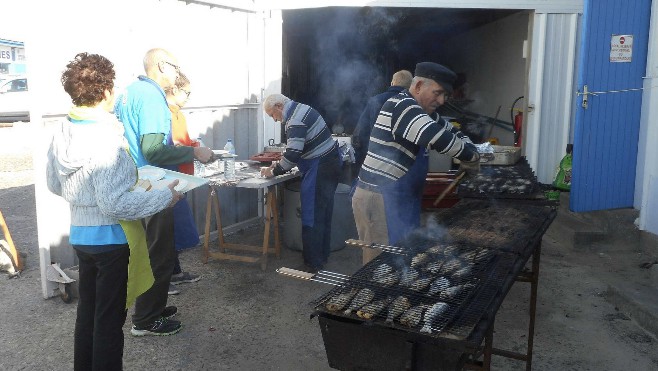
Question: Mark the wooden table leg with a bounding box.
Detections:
[271,185,281,259]
[212,189,225,252]
[202,187,214,264]
[0,209,23,272]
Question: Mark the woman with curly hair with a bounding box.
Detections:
[46,52,182,370]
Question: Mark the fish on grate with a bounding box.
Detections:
[399,268,419,287]
[424,261,443,275]
[410,276,433,291]
[325,288,358,312]
[441,258,464,275]
[344,288,375,315]
[386,296,411,323]
[452,265,473,280]
[428,276,451,296]
[357,297,394,320]
[420,302,450,333]
[411,252,430,268]
[374,272,400,287]
[372,263,393,281]
[400,304,429,327]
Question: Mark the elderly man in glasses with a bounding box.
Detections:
[114,48,212,337]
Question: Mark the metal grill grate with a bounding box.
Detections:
[443,252,518,339]
[431,199,557,255]
[313,241,498,336]
[458,157,542,199]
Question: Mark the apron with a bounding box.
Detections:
[172,197,200,251]
[119,220,154,309]
[380,148,429,245]
[297,156,321,227]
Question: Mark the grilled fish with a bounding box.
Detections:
[424,261,443,274]
[420,302,449,333]
[399,268,419,287]
[344,288,375,315]
[426,245,445,255]
[411,252,430,268]
[410,276,432,291]
[386,296,411,323]
[439,285,464,301]
[400,304,428,327]
[357,297,393,320]
[325,289,358,312]
[443,245,461,256]
[441,258,464,275]
[372,263,393,281]
[428,276,451,296]
[374,272,400,287]
[452,265,472,280]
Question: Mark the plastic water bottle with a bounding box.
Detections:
[224,139,235,155]
[224,139,236,180]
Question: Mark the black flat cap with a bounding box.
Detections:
[414,62,457,93]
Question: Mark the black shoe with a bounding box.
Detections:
[161,306,177,319]
[131,317,182,337]
[296,263,321,274]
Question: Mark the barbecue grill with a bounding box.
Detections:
[457,158,548,202]
[278,199,556,370]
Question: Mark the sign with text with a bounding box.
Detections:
[610,34,633,63]
[0,47,12,62]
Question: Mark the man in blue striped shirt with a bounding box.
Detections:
[352,62,480,263]
[262,94,342,273]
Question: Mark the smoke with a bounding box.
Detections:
[309,7,403,133]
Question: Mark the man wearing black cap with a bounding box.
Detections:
[352,62,480,264]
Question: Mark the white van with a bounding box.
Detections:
[0,77,29,122]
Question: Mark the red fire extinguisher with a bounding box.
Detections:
[513,110,523,147]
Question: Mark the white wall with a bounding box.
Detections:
[446,12,529,146]
[17,0,280,298]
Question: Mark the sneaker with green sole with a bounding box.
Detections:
[131,317,182,337]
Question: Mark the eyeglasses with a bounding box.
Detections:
[163,61,180,71]
[179,89,191,98]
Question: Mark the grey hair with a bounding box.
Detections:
[411,76,434,89]
[263,93,291,110]
[391,70,413,89]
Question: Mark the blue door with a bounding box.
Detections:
[571,0,652,212]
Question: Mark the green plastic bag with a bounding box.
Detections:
[553,147,572,191]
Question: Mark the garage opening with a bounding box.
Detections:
[281,6,529,159]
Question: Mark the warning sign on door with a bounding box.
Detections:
[610,35,633,63]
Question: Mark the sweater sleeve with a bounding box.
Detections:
[92,144,172,221]
[274,118,308,174]
[391,99,476,162]
[45,139,62,196]
[142,133,195,166]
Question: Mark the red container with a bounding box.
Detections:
[422,173,460,209]
[250,152,283,162]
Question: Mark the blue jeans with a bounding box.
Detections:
[73,245,129,371]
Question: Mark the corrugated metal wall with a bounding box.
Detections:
[185,105,263,236]
[534,13,578,183]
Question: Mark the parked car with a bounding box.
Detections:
[0,77,30,123]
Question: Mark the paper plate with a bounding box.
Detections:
[173,178,188,192]
[151,178,188,192]
[138,168,166,181]
[212,149,229,155]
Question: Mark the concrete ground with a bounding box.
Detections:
[1,121,658,370]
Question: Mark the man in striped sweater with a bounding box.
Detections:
[262,94,342,273]
[352,62,481,264]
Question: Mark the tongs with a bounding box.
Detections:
[344,239,407,255]
[276,267,350,286]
